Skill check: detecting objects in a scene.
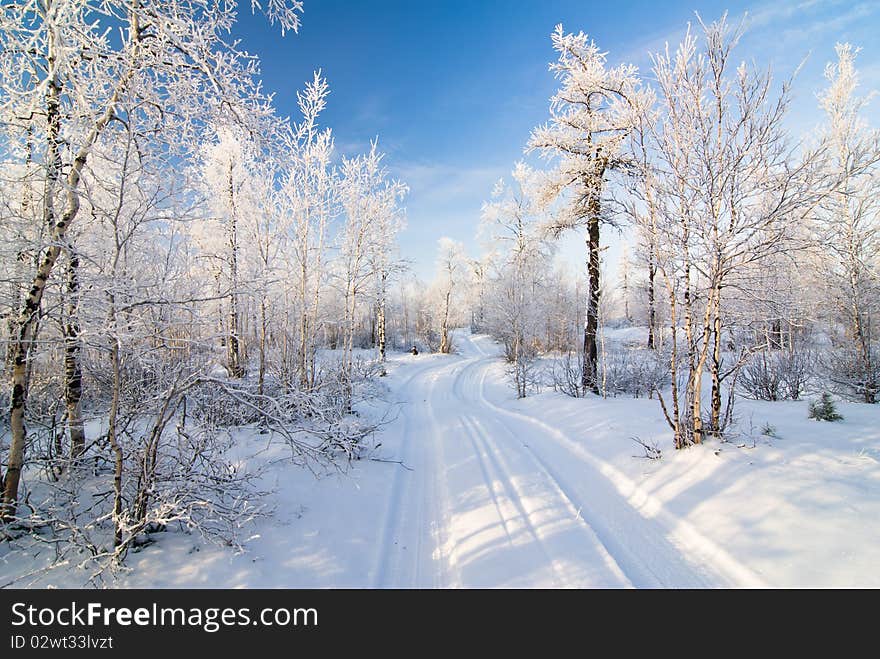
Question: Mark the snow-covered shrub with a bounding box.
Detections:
[417,326,441,353]
[825,345,879,404]
[0,342,385,583]
[187,379,262,427]
[549,351,585,398]
[777,348,814,401]
[761,423,778,438]
[503,341,542,398]
[17,375,66,475]
[631,436,662,460]
[739,351,781,400]
[601,347,669,398]
[189,369,377,463]
[740,348,814,401]
[808,393,843,421]
[0,381,268,585]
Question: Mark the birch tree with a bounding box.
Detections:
[481,163,551,397]
[280,72,337,389]
[815,43,880,403]
[434,238,466,355]
[647,16,833,446]
[0,0,303,517]
[338,142,406,399]
[199,126,261,378]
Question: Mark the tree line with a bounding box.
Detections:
[470,15,879,446]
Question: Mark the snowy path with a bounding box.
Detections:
[374,331,763,588]
[46,328,874,589]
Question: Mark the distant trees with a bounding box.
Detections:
[433,238,467,354]
[480,163,552,397]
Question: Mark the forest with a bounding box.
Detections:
[1,1,877,587]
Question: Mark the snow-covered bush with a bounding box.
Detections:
[504,341,542,398]
[740,349,814,401]
[0,378,268,583]
[549,351,586,398]
[825,345,879,404]
[600,347,669,398]
[739,352,781,400]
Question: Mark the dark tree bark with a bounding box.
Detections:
[581,193,601,395]
[225,161,244,378]
[377,271,387,366]
[64,247,85,458]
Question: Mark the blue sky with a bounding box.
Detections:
[235,0,880,280]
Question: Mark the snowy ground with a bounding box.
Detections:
[4,329,878,588]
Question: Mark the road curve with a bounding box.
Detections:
[373,330,760,588]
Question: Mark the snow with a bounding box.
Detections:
[3,329,878,588]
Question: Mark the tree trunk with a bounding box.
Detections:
[439,289,451,354]
[64,247,85,458]
[4,111,119,517]
[769,318,782,350]
[258,297,267,435]
[691,286,717,445]
[226,161,244,378]
[377,272,387,368]
[582,194,601,395]
[710,285,723,434]
[847,248,876,404]
[299,252,309,388]
[647,256,657,350]
[107,335,124,549]
[2,9,63,515]
[681,214,697,446]
[307,207,328,389]
[665,274,682,447]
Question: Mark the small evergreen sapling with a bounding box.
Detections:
[808,393,843,421]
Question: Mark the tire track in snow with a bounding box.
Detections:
[372,357,462,587]
[459,415,572,587]
[421,359,469,588]
[455,360,631,587]
[457,415,518,548]
[466,343,766,588]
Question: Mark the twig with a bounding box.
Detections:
[369,457,414,471]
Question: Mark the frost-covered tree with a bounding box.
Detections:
[481,163,551,397]
[0,0,304,517]
[278,72,337,388]
[337,142,406,399]
[433,238,467,354]
[814,44,880,403]
[645,16,833,446]
[366,179,407,372]
[199,126,266,378]
[528,25,649,395]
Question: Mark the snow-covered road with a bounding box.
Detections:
[373,330,762,588]
[41,327,873,589]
